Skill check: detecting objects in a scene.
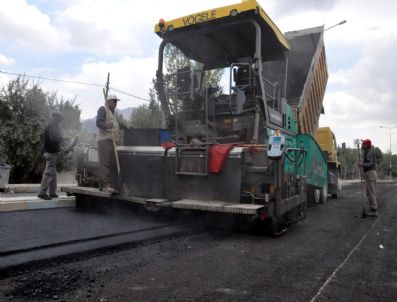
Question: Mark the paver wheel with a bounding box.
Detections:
[331,172,342,198]
[307,186,321,205]
[319,184,328,204]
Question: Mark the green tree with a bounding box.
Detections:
[0,77,81,183]
[376,151,397,179]
[338,146,359,179]
[130,79,163,128]
[130,99,162,128]
[392,154,397,178]
[163,44,224,103]
[56,97,81,133]
[141,44,224,128]
[338,145,393,180]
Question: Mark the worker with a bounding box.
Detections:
[38,111,64,200]
[96,94,130,194]
[358,139,378,217]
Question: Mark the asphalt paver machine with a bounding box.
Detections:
[65,0,328,235]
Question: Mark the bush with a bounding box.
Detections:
[0,77,81,183]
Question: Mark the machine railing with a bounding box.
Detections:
[175,146,209,176]
[163,67,213,175]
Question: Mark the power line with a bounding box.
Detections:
[0,70,103,87]
[109,87,150,102]
[0,69,151,102]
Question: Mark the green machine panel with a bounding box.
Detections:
[296,134,327,188]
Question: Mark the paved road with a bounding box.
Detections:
[0,182,396,301]
[0,203,191,270]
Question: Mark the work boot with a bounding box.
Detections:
[49,194,59,198]
[103,186,117,194]
[37,194,52,200]
[366,209,378,217]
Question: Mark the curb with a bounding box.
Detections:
[3,183,77,194]
[0,196,75,212]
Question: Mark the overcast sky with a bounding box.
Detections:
[1,0,397,153]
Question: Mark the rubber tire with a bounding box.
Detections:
[268,218,286,237]
[331,171,342,199]
[319,184,328,204]
[307,187,321,205]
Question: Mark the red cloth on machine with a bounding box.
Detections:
[208,144,234,173]
[160,141,176,150]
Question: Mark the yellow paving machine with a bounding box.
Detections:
[65,0,334,235]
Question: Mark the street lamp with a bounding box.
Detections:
[379,125,397,180]
[325,20,347,31]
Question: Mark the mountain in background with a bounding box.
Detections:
[81,107,134,133]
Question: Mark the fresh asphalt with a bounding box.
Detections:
[0,205,191,271]
[0,182,396,301]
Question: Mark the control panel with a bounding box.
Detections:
[267,132,285,159]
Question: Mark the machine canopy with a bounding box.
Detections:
[155,0,289,70]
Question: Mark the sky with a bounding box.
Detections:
[0,0,397,153]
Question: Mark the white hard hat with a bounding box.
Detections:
[107,94,120,101]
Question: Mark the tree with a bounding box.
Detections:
[56,97,81,133]
[129,80,163,128]
[137,44,224,128]
[376,150,397,179]
[392,154,397,178]
[163,44,224,104]
[130,101,162,128]
[338,146,359,180]
[0,77,81,183]
[337,144,395,180]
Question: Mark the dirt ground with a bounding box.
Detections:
[1,183,396,302]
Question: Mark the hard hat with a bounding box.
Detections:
[107,94,120,101]
[361,139,372,147]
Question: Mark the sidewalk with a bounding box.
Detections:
[2,183,77,194]
[0,196,75,212]
[0,183,76,212]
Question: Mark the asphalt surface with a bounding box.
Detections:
[0,202,190,270]
[0,182,396,301]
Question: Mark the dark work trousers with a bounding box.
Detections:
[39,153,58,196]
[97,139,117,188]
[364,170,378,211]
